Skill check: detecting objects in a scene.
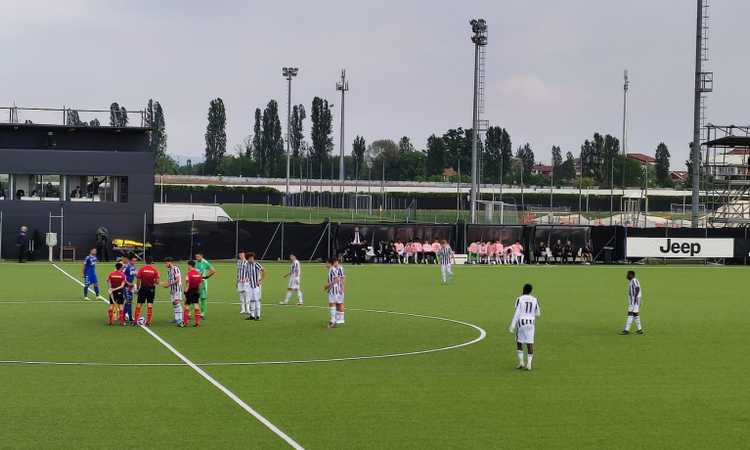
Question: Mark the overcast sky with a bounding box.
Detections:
[2,0,749,168]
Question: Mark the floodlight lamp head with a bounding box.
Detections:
[470,18,487,34]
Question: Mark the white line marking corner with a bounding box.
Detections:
[50,263,304,450]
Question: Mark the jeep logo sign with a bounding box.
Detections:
[626,237,734,258]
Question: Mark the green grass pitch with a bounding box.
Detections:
[1,261,748,449]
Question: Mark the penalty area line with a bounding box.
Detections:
[50,263,304,450]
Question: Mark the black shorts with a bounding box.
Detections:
[185,288,200,305]
[110,290,125,305]
[137,287,156,304]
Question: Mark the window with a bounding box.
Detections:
[0,174,8,200]
[14,175,62,201]
[68,176,118,202]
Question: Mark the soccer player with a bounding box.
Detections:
[135,257,160,326]
[437,240,454,284]
[280,254,304,305]
[508,283,541,371]
[194,253,216,320]
[324,258,346,327]
[82,248,99,300]
[236,252,250,316]
[183,260,203,327]
[162,258,183,326]
[244,252,265,321]
[106,262,127,326]
[620,270,644,335]
[122,254,137,324]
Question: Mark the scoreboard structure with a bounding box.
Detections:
[0,123,153,260]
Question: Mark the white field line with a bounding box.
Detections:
[50,263,304,450]
[1,301,487,367]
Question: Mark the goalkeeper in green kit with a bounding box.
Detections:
[194,253,216,320]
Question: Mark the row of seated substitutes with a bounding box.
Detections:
[466,241,526,264]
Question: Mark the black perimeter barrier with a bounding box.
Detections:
[145,220,749,265]
[149,220,331,262]
[333,223,456,257]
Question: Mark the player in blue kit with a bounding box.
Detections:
[122,254,137,324]
[83,248,100,300]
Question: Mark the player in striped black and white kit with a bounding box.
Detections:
[162,258,184,326]
[436,240,454,284]
[244,252,265,321]
[620,270,644,335]
[508,284,541,371]
[236,252,250,316]
[324,259,346,328]
[280,254,304,305]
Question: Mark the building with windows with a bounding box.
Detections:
[0,123,153,260]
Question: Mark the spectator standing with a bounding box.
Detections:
[16,226,29,263]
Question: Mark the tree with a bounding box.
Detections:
[109,102,128,127]
[485,126,502,182]
[499,128,512,179]
[551,146,563,174]
[515,143,535,176]
[398,136,415,154]
[560,151,577,182]
[580,139,595,179]
[425,134,446,177]
[261,100,284,177]
[89,118,101,127]
[310,97,333,173]
[352,135,366,179]
[204,98,227,175]
[145,99,170,174]
[443,128,467,171]
[580,132,619,185]
[602,134,620,187]
[252,108,263,165]
[368,139,400,179]
[655,142,671,186]
[290,104,306,177]
[66,110,85,126]
[399,150,426,180]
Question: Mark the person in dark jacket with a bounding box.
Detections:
[96,226,111,261]
[17,226,29,263]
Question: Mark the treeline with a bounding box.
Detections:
[92,96,676,189]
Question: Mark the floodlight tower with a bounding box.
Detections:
[621,70,629,196]
[691,0,712,227]
[469,18,488,224]
[283,66,299,204]
[336,70,349,185]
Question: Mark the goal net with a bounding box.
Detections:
[526,206,573,225]
[476,200,520,224]
[352,194,373,215]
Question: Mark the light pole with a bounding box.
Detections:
[469,18,488,224]
[282,66,299,205]
[622,70,629,197]
[336,70,349,186]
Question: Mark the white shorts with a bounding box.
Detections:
[288,277,300,290]
[628,297,641,314]
[170,291,182,302]
[516,324,536,344]
[237,282,248,293]
[245,287,261,301]
[328,293,344,305]
[440,264,452,273]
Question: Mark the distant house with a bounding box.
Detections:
[670,171,689,183]
[531,164,553,177]
[626,153,657,166]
